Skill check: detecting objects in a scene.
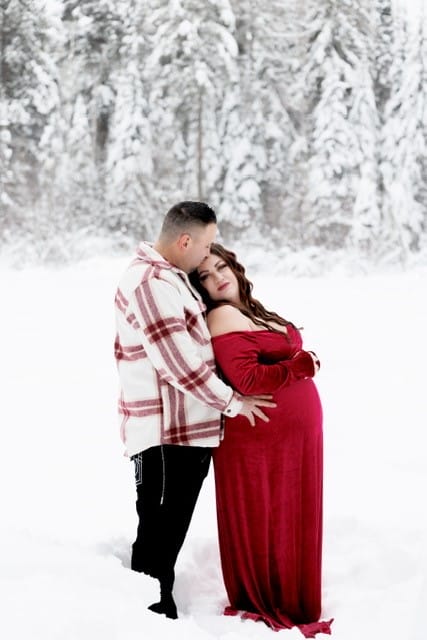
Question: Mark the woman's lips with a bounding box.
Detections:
[217,282,229,292]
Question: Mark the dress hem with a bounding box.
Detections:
[224,606,334,637]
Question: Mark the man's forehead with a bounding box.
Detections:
[205,223,217,239]
[194,223,217,241]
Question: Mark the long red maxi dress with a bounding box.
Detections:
[211,327,332,638]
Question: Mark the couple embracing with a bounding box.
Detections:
[114,201,332,637]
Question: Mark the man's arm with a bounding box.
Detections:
[126,276,241,415]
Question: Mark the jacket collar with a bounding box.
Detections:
[135,241,173,269]
[135,242,201,300]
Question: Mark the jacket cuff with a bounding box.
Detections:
[223,392,244,417]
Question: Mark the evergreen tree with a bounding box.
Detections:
[218,91,266,240]
[380,1,425,257]
[374,0,393,111]
[218,1,264,239]
[349,60,380,254]
[0,0,62,243]
[415,0,427,243]
[227,1,305,243]
[262,2,326,247]
[60,0,127,233]
[105,1,154,240]
[348,3,380,254]
[53,94,99,235]
[301,0,378,251]
[144,0,240,234]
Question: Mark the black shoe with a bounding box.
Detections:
[148,594,178,619]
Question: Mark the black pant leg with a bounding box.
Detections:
[159,445,211,574]
[131,445,211,580]
[131,446,164,575]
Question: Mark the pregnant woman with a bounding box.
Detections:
[190,244,332,637]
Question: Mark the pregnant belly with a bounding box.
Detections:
[222,378,323,447]
[272,377,323,433]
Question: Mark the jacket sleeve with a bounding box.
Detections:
[126,276,242,415]
[212,332,316,396]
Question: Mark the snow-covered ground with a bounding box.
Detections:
[1,255,426,640]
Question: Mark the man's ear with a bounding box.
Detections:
[178,233,191,250]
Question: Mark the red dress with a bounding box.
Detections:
[211,328,332,637]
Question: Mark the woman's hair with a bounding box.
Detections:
[189,243,296,332]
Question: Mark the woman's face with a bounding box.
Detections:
[197,253,240,304]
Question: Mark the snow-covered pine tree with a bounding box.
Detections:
[52,94,100,242]
[60,0,126,235]
[349,61,380,255]
[144,0,240,235]
[374,0,394,111]
[225,1,310,245]
[247,2,320,248]
[0,0,61,247]
[379,0,425,259]
[373,0,393,259]
[301,0,378,251]
[414,0,427,246]
[301,1,354,248]
[217,0,266,240]
[105,1,155,242]
[217,93,266,242]
[347,3,381,255]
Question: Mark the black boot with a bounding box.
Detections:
[148,572,178,619]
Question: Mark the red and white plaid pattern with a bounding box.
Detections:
[114,242,241,457]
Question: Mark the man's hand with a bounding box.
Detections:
[238,395,276,427]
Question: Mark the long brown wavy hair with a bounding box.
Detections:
[189,243,297,332]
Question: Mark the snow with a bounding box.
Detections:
[1,254,426,640]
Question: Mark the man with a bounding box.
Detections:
[114,201,274,619]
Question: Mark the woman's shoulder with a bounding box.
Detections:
[207,305,252,337]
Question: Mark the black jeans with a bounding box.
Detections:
[131,444,211,585]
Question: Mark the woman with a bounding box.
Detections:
[190,244,332,637]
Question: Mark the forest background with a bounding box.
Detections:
[1,0,426,271]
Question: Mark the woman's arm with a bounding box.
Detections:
[208,307,317,395]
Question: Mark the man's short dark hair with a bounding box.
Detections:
[160,201,217,240]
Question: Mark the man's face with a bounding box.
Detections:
[183,223,217,273]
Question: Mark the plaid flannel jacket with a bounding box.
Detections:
[114,242,242,457]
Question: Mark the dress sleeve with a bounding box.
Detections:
[212,332,315,396]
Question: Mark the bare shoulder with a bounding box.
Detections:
[207,305,251,337]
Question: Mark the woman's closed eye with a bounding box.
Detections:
[199,263,227,282]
